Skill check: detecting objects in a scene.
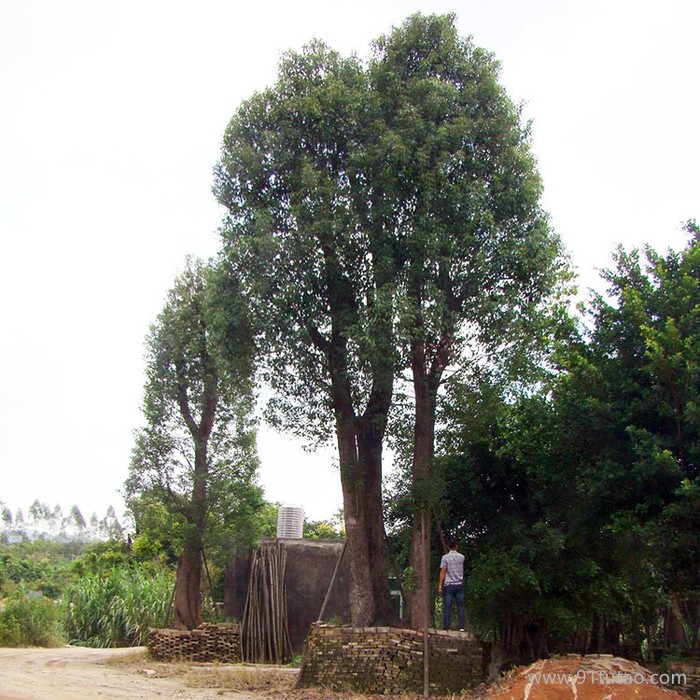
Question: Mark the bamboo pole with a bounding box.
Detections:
[422,509,430,699]
[317,541,347,622]
[202,550,218,620]
[240,541,293,665]
[432,504,448,554]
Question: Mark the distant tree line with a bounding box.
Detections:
[0,500,123,543]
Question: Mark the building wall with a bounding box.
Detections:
[224,539,350,655]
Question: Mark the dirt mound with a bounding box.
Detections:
[486,655,686,699]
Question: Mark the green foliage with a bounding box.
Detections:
[303,519,344,540]
[251,501,280,541]
[64,565,174,647]
[126,260,259,541]
[214,39,396,445]
[0,537,181,649]
[0,592,65,647]
[412,226,700,659]
[0,538,82,599]
[130,533,164,563]
[69,540,131,577]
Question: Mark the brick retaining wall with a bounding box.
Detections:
[298,624,484,695]
[148,622,241,663]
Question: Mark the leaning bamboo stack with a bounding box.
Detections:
[241,540,293,664]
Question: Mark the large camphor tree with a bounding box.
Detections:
[214,43,398,626]
[367,14,568,627]
[214,13,567,628]
[126,258,258,629]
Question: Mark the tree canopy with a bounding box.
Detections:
[366,13,568,626]
[214,12,568,626]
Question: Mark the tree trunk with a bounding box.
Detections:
[335,412,395,625]
[357,417,397,625]
[337,415,375,625]
[666,593,689,649]
[407,361,439,629]
[172,423,210,629]
[328,341,395,625]
[173,537,204,629]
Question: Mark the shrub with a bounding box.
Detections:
[64,565,174,647]
[0,593,65,647]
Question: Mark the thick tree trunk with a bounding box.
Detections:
[357,418,398,625]
[336,417,374,625]
[329,333,395,626]
[322,251,395,626]
[407,374,438,629]
[172,417,210,629]
[173,537,204,629]
[335,412,395,625]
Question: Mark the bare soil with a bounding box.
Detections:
[0,646,283,700]
[0,647,412,700]
[0,647,690,700]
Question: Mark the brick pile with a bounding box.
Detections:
[298,624,483,695]
[667,660,700,699]
[148,622,241,663]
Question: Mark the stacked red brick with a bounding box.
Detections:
[298,624,483,695]
[148,622,241,662]
[667,660,700,699]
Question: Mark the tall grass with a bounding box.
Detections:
[0,594,65,647]
[64,566,174,647]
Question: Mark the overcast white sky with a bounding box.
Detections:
[1,0,698,525]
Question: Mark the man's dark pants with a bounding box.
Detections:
[443,583,465,630]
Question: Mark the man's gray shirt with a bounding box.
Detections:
[440,550,465,585]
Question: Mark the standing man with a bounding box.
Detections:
[438,537,466,631]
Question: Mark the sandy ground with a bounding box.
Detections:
[0,646,268,700]
[0,647,690,700]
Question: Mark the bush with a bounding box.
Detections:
[64,565,174,647]
[0,594,65,647]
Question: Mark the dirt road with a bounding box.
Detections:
[0,646,272,700]
[2,646,688,700]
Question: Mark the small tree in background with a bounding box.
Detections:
[126,258,258,629]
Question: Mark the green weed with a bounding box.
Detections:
[64,566,174,647]
[0,593,65,646]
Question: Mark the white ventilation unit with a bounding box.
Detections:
[276,505,304,539]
